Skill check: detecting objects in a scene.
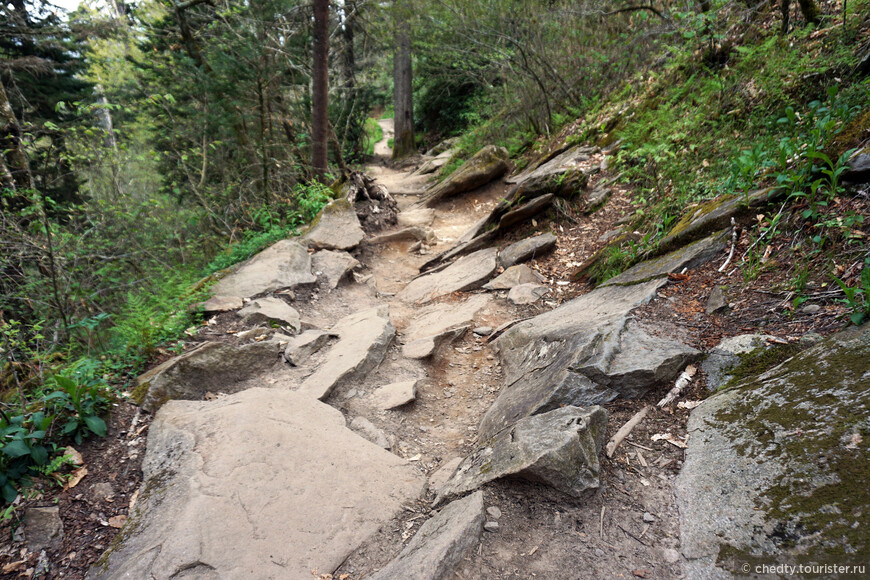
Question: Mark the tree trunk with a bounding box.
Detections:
[797,0,820,24]
[392,15,415,159]
[0,77,33,192]
[312,0,330,180]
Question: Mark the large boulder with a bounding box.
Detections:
[676,325,870,578]
[89,389,425,579]
[297,305,395,400]
[435,406,608,506]
[506,145,596,184]
[397,248,498,304]
[304,198,366,251]
[418,145,509,208]
[132,341,284,412]
[368,492,485,580]
[210,239,316,299]
[401,295,490,358]
[312,249,360,289]
[480,280,701,439]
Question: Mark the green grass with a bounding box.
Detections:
[361,117,384,156]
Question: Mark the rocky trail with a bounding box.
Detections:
[14,120,867,580]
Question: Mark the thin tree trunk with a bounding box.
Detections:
[392,23,415,159]
[0,77,33,192]
[312,0,330,180]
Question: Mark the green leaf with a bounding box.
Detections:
[851,312,866,326]
[30,445,48,466]
[84,416,107,437]
[2,440,31,458]
[2,483,18,503]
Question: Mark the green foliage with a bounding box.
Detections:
[834,267,870,326]
[361,118,384,156]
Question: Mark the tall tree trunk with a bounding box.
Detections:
[0,77,33,192]
[392,23,415,159]
[796,0,820,24]
[312,0,330,180]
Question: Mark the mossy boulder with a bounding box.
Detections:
[418,145,509,208]
[658,187,782,255]
[676,324,870,578]
[512,167,588,200]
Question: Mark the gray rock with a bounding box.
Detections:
[413,151,453,176]
[367,226,436,245]
[238,297,301,331]
[801,303,821,314]
[89,389,424,579]
[436,406,608,506]
[498,233,557,269]
[483,522,500,532]
[701,334,776,391]
[198,296,243,313]
[397,208,436,228]
[368,492,485,580]
[510,168,588,200]
[496,194,555,232]
[210,239,316,299]
[312,250,360,290]
[676,325,870,579]
[480,280,701,439]
[21,507,63,552]
[304,198,366,251]
[662,548,681,564]
[403,326,469,359]
[350,416,391,449]
[134,341,283,412]
[473,326,493,336]
[658,187,782,255]
[403,295,490,343]
[845,147,870,182]
[486,506,502,520]
[92,482,115,502]
[397,248,498,304]
[597,227,624,244]
[372,379,418,410]
[507,283,550,305]
[643,512,656,523]
[601,230,729,287]
[419,145,509,208]
[283,329,337,366]
[427,457,463,495]
[297,306,395,400]
[507,145,596,184]
[484,265,546,290]
[585,186,612,214]
[705,285,728,315]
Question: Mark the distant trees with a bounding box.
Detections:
[311,0,329,178]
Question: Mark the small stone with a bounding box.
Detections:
[594,548,605,557]
[371,380,418,410]
[92,482,115,502]
[486,506,502,520]
[662,548,681,563]
[483,521,499,532]
[239,297,301,331]
[801,303,821,314]
[643,512,656,523]
[705,285,728,316]
[349,417,391,449]
[507,283,549,305]
[21,507,64,552]
[344,389,358,400]
[473,327,493,336]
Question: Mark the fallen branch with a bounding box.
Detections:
[657,364,697,408]
[718,218,738,273]
[605,406,651,458]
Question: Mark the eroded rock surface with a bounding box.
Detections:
[283,329,337,366]
[499,233,557,268]
[297,306,395,400]
[483,264,546,290]
[304,198,366,251]
[210,239,316,299]
[312,250,360,290]
[397,248,498,304]
[369,492,485,580]
[238,296,301,330]
[89,389,424,579]
[676,325,870,578]
[418,145,509,208]
[436,406,608,506]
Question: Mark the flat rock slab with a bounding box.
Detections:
[239,296,301,330]
[436,406,608,506]
[403,294,491,343]
[22,507,63,552]
[498,233,557,268]
[600,230,729,287]
[419,145,509,208]
[283,329,337,366]
[210,239,316,299]
[304,198,366,251]
[484,265,546,290]
[427,458,463,495]
[403,326,468,359]
[507,145,596,184]
[701,334,776,391]
[480,280,702,439]
[676,325,870,578]
[198,296,243,313]
[397,248,498,304]
[507,283,549,305]
[372,379,418,410]
[133,341,283,412]
[312,250,360,290]
[658,187,780,254]
[89,389,424,580]
[350,416,391,449]
[369,492,485,580]
[398,208,436,228]
[297,306,395,400]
